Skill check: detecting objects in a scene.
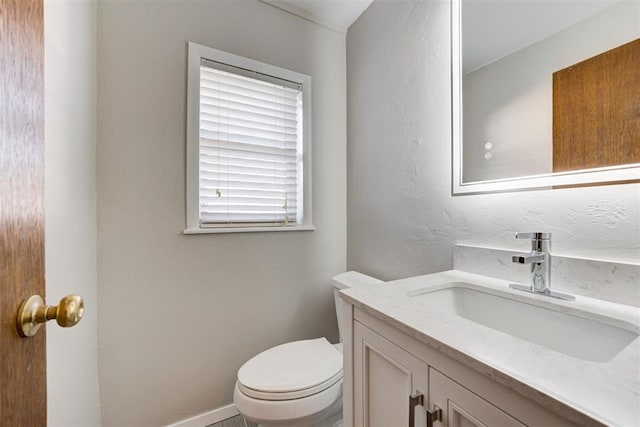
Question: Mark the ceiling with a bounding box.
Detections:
[267,0,621,68]
[266,0,374,33]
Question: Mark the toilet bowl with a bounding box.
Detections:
[233,272,382,427]
[233,338,343,427]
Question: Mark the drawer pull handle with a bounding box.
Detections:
[426,405,443,427]
[409,392,424,427]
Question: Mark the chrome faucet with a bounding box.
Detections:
[509,232,574,300]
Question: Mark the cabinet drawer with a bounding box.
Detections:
[430,367,525,427]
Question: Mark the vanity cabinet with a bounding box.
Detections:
[345,307,577,427]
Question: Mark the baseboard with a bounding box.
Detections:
[166,403,240,427]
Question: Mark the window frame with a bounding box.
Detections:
[184,42,314,234]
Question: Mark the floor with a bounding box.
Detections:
[208,415,252,427]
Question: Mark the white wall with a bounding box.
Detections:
[347,0,639,281]
[463,1,640,182]
[44,0,102,425]
[96,1,346,425]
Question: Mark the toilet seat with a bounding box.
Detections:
[237,338,343,401]
[239,369,343,400]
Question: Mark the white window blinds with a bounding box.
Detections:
[198,59,303,227]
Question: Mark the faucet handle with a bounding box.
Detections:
[515,232,551,240]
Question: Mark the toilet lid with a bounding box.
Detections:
[237,338,343,400]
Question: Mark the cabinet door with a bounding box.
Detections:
[429,368,525,427]
[354,321,429,427]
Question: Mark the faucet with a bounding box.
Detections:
[509,232,574,300]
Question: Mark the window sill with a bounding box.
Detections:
[183,225,315,235]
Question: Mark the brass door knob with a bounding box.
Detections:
[16,294,84,337]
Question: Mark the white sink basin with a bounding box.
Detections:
[409,283,638,363]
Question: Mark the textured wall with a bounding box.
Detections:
[347,0,639,281]
[44,0,102,425]
[97,1,346,425]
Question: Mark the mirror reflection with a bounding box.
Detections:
[460,0,640,184]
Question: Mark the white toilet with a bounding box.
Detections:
[233,271,382,427]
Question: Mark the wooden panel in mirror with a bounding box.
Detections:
[553,38,640,172]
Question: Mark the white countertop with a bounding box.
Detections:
[340,270,640,427]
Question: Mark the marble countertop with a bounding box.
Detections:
[340,270,640,426]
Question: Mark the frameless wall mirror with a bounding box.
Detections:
[451,0,640,194]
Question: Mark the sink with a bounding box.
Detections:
[409,283,638,363]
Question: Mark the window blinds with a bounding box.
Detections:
[198,60,303,227]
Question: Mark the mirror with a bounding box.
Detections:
[452,0,640,194]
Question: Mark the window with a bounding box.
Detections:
[185,43,313,233]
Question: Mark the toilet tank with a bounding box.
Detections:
[332,271,383,342]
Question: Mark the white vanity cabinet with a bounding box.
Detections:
[345,307,578,427]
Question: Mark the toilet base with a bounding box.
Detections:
[244,393,342,427]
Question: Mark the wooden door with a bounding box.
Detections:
[0,0,46,425]
[354,322,429,427]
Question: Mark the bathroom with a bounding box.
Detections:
[0,0,638,426]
